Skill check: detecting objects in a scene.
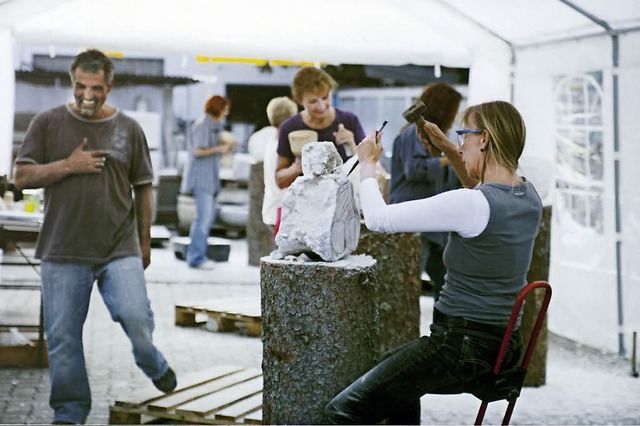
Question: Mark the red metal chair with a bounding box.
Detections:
[472,280,553,425]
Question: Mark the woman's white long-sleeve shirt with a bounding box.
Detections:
[359,177,490,238]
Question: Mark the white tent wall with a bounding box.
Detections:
[466,47,511,105]
[618,32,640,353]
[513,31,640,353]
[390,0,513,105]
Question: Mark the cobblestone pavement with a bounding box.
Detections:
[1,237,639,425]
[0,237,262,425]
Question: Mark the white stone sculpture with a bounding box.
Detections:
[275,142,361,261]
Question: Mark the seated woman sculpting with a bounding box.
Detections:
[324,100,543,425]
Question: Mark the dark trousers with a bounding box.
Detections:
[324,311,523,425]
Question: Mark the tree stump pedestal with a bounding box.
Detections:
[247,162,275,266]
[260,255,379,424]
[355,224,422,354]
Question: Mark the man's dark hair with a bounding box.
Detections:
[69,49,115,84]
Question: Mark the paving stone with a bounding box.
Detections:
[1,238,636,425]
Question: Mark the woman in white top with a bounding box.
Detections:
[324,101,542,424]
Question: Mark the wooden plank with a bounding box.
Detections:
[232,318,262,337]
[175,306,199,326]
[147,368,261,413]
[205,315,261,336]
[109,366,264,425]
[175,297,261,336]
[108,408,141,425]
[176,297,258,311]
[209,315,237,333]
[179,300,259,314]
[175,374,262,417]
[113,365,243,408]
[210,392,262,423]
[221,305,261,317]
[241,407,263,425]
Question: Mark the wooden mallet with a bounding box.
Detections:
[402,101,442,157]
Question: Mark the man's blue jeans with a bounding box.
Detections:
[324,315,523,424]
[41,257,170,424]
[187,188,217,267]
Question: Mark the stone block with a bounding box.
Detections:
[275,142,360,261]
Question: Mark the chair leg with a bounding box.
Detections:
[475,401,489,425]
[471,282,552,425]
[501,399,518,425]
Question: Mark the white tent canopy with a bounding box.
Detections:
[1,0,640,354]
[2,0,638,134]
[2,0,637,164]
[2,0,637,63]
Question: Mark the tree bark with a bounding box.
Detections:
[247,162,275,266]
[523,205,552,387]
[260,256,379,425]
[355,224,421,354]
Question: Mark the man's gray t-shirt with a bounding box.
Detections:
[15,105,154,263]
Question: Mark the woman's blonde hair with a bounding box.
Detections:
[461,101,526,180]
[291,67,338,103]
[266,97,298,128]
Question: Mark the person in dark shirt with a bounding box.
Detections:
[390,83,462,301]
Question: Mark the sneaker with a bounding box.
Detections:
[191,260,215,270]
[153,367,177,393]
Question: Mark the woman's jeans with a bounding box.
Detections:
[41,257,170,424]
[324,312,523,425]
[187,188,217,267]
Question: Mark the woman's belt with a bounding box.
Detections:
[434,308,508,337]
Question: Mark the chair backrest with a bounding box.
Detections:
[495,281,552,374]
[474,280,552,425]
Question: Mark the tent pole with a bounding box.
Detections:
[509,49,515,103]
[611,34,625,357]
[556,0,625,357]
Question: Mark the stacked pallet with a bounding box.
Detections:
[109,365,262,425]
[175,297,261,337]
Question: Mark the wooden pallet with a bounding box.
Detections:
[175,298,261,337]
[0,326,48,368]
[109,365,262,425]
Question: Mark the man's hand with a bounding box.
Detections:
[67,138,108,174]
[134,184,153,270]
[140,243,151,270]
[14,138,108,190]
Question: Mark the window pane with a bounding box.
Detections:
[554,71,604,234]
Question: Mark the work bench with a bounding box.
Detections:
[0,209,46,368]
